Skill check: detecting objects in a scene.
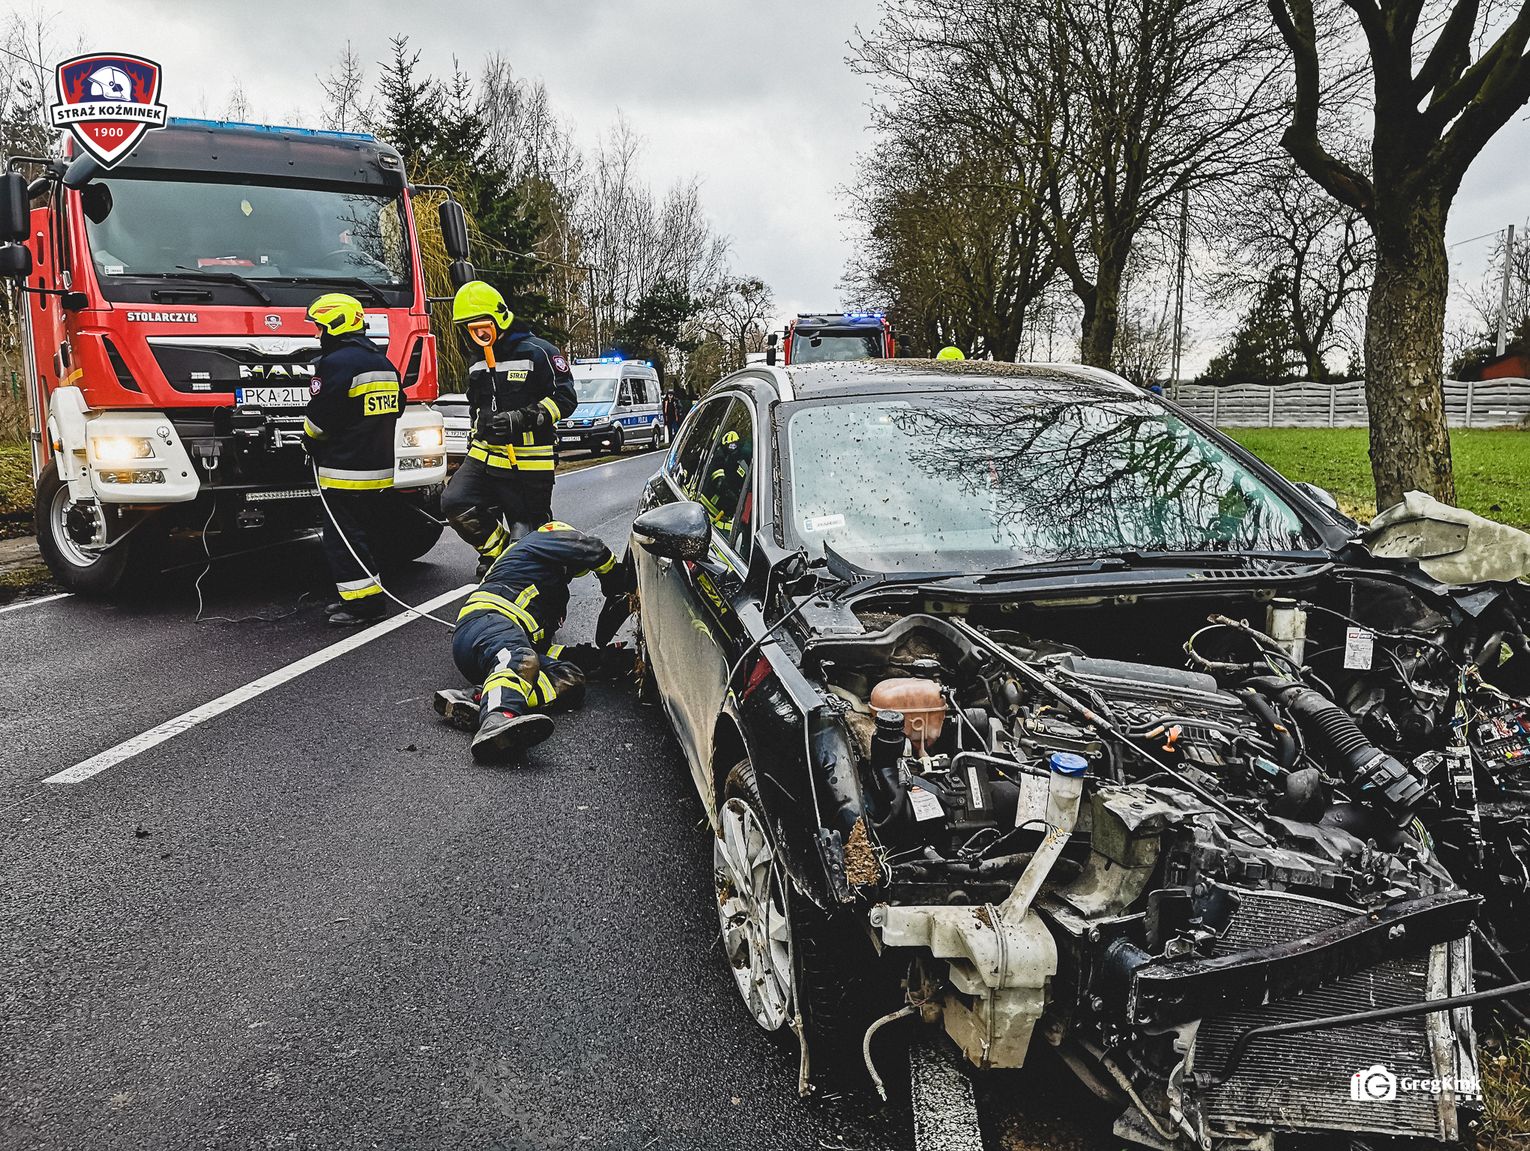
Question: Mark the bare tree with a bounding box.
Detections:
[1269,0,1530,507]
[318,42,373,133]
[1205,157,1373,379]
[708,276,775,370]
[853,0,1282,370]
[223,79,252,122]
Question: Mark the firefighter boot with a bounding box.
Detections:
[433,688,481,732]
[470,711,554,763]
[327,597,386,627]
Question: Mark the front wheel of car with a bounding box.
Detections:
[716,760,883,1085]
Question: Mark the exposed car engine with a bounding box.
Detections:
[798,566,1530,1148]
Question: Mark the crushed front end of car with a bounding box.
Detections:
[796,585,1505,1149]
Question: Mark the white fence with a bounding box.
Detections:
[1168,378,1530,428]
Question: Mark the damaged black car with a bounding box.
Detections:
[627,360,1530,1149]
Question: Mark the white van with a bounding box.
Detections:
[557,357,668,454]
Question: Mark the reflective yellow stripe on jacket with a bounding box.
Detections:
[457,587,543,641]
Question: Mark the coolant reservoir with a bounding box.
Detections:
[869,678,944,752]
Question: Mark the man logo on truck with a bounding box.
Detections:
[50,54,169,168]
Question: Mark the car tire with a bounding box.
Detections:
[35,460,159,597]
[609,427,624,456]
[717,759,883,1086]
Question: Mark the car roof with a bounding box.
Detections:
[773,359,1142,401]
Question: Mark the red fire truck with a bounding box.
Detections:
[764,311,896,366]
[0,119,469,594]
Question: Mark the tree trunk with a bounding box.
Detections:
[1082,258,1123,368]
[1364,188,1456,511]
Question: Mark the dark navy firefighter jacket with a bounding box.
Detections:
[302,334,402,490]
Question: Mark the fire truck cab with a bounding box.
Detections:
[0,119,464,595]
[765,311,895,366]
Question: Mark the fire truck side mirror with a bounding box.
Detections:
[438,200,470,262]
[0,243,32,279]
[448,260,475,289]
[0,172,28,243]
[764,332,778,366]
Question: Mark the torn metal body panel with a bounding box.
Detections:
[629,362,1529,1149]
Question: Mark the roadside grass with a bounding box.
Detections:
[1482,1026,1530,1150]
[1,443,32,541]
[1225,427,1530,529]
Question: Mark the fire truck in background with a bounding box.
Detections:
[764,311,895,366]
[0,119,473,595]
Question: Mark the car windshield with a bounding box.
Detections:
[790,330,882,364]
[575,376,619,404]
[784,391,1317,572]
[83,176,412,295]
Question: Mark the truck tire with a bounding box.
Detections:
[35,461,160,597]
[376,491,444,569]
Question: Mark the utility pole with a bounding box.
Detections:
[1497,224,1517,358]
[1171,187,1189,391]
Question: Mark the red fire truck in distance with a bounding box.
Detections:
[764,311,895,366]
[0,119,469,594]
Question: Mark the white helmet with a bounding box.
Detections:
[86,66,133,102]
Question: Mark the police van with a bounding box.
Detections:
[556,357,667,454]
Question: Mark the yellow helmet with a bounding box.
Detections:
[722,430,740,446]
[307,292,365,336]
[537,521,576,532]
[936,346,966,361]
[452,280,514,330]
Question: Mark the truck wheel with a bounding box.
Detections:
[35,461,156,596]
[647,418,665,450]
[378,492,444,569]
[608,427,625,456]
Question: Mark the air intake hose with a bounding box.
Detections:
[1245,678,1426,824]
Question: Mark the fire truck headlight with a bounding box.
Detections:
[91,436,154,462]
[403,426,445,450]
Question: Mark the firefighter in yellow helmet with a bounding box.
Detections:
[936,346,966,361]
[302,293,403,626]
[441,281,578,577]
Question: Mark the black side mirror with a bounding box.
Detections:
[0,173,27,243]
[447,259,475,288]
[765,332,778,367]
[0,243,32,279]
[439,199,470,261]
[63,153,100,189]
[633,501,712,562]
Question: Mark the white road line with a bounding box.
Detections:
[44,583,474,785]
[0,591,72,616]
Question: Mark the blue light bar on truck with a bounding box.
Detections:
[167,116,377,142]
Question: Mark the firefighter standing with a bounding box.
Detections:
[441,281,577,575]
[434,521,634,763]
[302,293,402,627]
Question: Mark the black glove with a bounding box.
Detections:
[562,642,638,682]
[595,590,635,647]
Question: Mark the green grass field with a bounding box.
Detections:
[1226,427,1530,528]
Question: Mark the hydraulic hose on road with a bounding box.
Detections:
[312,461,459,631]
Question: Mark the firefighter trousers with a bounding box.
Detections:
[441,456,554,560]
[322,487,397,603]
[452,611,586,725]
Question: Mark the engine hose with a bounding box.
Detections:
[312,463,458,631]
[1238,688,1297,770]
[1245,676,1425,822]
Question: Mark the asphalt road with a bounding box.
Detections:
[0,450,911,1151]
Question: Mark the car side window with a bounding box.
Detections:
[695,398,755,560]
[670,399,726,494]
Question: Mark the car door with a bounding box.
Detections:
[640,395,757,800]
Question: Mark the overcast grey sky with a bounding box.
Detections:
[17,0,1530,363]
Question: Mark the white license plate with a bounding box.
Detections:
[236,386,310,408]
[445,429,468,445]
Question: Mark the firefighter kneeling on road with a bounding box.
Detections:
[303,293,402,627]
[441,281,577,577]
[434,521,634,763]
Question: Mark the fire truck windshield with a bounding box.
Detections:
[790,329,883,364]
[83,177,413,304]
